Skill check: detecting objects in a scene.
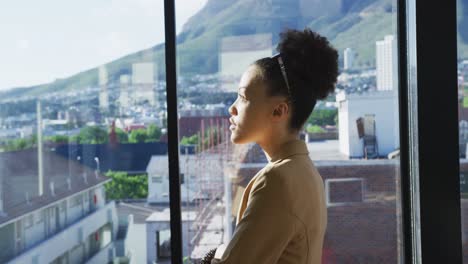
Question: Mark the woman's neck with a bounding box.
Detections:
[257,132,299,161]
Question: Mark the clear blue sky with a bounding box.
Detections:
[0,0,207,90]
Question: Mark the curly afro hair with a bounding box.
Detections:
[254,28,339,131]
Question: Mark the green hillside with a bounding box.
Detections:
[1,0,467,100]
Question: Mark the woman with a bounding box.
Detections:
[209,28,338,264]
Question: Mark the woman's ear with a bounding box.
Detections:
[272,102,289,120]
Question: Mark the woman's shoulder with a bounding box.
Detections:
[267,154,314,175]
[260,156,322,194]
[252,160,301,192]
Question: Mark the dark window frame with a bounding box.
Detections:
[406,0,462,263]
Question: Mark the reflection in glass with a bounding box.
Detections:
[0,2,169,264]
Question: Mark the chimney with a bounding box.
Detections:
[0,175,3,214]
[25,192,31,205]
[67,178,72,191]
[83,172,88,184]
[94,157,100,179]
[50,181,55,196]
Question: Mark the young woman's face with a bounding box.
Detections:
[228,65,279,144]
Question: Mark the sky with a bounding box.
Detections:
[0,0,207,90]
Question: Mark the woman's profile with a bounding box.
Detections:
[208,28,339,264]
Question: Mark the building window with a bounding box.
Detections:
[24,214,34,229]
[69,195,82,208]
[35,211,44,224]
[152,176,162,183]
[156,230,171,259]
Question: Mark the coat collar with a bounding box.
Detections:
[268,139,309,163]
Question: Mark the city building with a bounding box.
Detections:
[222,139,402,263]
[336,90,400,158]
[119,75,131,111]
[132,62,157,107]
[344,48,355,70]
[145,209,197,263]
[179,115,229,139]
[376,35,398,91]
[0,148,118,264]
[98,66,109,112]
[53,142,168,175]
[146,145,226,204]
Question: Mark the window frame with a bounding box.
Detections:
[404,0,462,262]
[164,1,183,263]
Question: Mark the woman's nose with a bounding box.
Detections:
[228,102,237,116]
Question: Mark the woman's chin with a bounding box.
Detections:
[230,134,240,144]
[230,133,250,145]
[230,132,243,144]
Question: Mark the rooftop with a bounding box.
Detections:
[0,148,109,227]
[146,208,197,222]
[307,140,349,161]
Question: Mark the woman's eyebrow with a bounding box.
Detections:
[238,87,247,96]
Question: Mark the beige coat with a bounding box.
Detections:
[212,139,327,264]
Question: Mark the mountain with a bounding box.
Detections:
[2,0,467,100]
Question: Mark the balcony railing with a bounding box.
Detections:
[85,241,116,264]
[6,201,117,264]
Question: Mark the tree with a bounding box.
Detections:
[180,125,224,152]
[46,135,70,143]
[115,127,129,143]
[76,126,109,144]
[2,135,37,151]
[146,124,162,142]
[104,171,148,200]
[180,134,199,145]
[306,125,326,134]
[129,129,148,143]
[307,109,338,126]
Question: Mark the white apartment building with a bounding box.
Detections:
[132,62,157,107]
[119,75,131,110]
[344,47,355,70]
[376,35,398,91]
[336,90,400,158]
[99,66,109,112]
[146,154,225,204]
[0,149,118,264]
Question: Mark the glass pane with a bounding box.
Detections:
[0,1,170,263]
[458,0,468,262]
[175,1,403,263]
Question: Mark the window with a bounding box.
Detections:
[175,1,403,262]
[152,176,162,183]
[35,211,44,224]
[156,230,171,259]
[0,1,171,262]
[69,195,82,208]
[24,214,34,229]
[0,1,464,263]
[60,201,66,212]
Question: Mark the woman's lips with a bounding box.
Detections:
[229,118,236,130]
